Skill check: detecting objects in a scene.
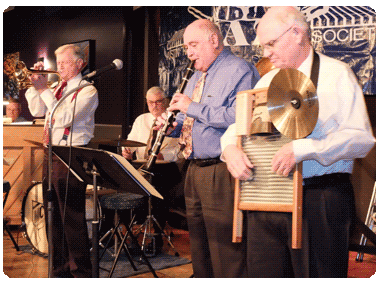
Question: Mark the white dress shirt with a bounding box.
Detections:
[25,73,98,146]
[126,112,180,162]
[221,50,375,178]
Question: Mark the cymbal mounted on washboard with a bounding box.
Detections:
[233,69,319,249]
[267,68,318,140]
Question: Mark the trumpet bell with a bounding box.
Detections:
[11,60,61,90]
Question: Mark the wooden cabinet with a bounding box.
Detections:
[3,124,44,225]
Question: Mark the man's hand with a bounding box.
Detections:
[167,92,192,114]
[122,147,133,160]
[29,61,49,94]
[223,144,254,180]
[271,142,296,176]
[154,112,178,134]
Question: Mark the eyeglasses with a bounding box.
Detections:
[147,98,165,105]
[262,26,293,51]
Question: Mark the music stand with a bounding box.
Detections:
[52,145,163,278]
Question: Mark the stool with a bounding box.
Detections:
[98,193,157,278]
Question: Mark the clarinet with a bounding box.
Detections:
[140,60,195,175]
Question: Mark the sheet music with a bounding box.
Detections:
[105,151,163,199]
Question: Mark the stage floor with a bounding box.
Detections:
[3,225,376,278]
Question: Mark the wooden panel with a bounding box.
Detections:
[3,125,44,225]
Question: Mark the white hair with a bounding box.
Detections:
[267,6,310,37]
[55,44,85,61]
[146,86,165,98]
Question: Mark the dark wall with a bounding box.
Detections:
[3,6,139,136]
[128,7,160,126]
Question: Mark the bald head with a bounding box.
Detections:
[186,19,224,47]
[183,19,224,72]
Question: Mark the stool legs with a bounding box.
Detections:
[108,219,158,278]
[99,219,138,277]
[98,211,158,278]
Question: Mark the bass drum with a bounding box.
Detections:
[21,182,48,255]
[21,182,102,255]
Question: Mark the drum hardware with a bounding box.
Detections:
[92,137,146,156]
[131,160,179,257]
[233,69,319,249]
[50,145,162,277]
[134,195,179,257]
[91,138,146,148]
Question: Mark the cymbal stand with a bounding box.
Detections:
[135,196,179,257]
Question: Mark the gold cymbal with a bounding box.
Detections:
[92,139,146,147]
[267,69,318,139]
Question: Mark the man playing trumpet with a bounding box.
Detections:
[25,43,98,278]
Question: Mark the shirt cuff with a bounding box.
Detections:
[220,124,238,162]
[292,138,313,163]
[186,101,202,119]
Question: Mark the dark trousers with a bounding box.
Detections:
[184,161,247,278]
[246,173,354,278]
[43,149,92,278]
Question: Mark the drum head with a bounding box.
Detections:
[22,182,48,255]
[22,182,102,255]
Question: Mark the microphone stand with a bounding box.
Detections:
[47,81,94,278]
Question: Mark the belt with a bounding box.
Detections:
[303,173,351,188]
[191,157,222,167]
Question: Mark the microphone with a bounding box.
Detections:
[83,59,123,80]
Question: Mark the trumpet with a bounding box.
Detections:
[13,61,61,90]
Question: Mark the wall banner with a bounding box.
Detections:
[159,6,375,96]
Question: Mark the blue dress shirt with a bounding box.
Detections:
[171,48,260,159]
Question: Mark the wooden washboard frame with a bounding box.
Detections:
[232,88,303,249]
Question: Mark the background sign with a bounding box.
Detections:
[159,6,375,96]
